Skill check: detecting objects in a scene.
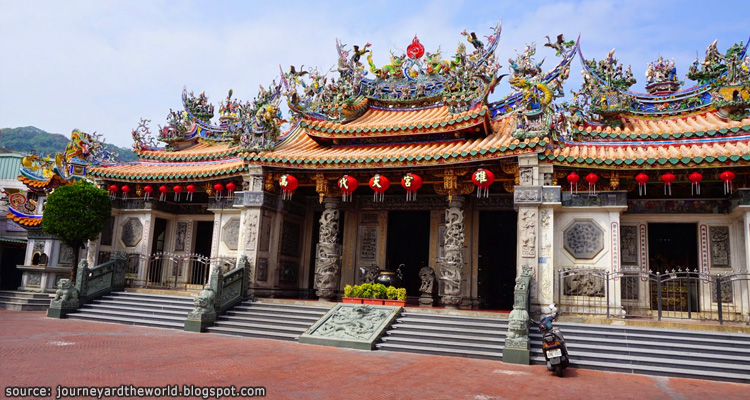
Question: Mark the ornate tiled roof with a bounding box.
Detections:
[89,158,246,181]
[17,174,68,191]
[302,105,491,144]
[248,117,544,169]
[5,212,42,228]
[541,115,750,168]
[135,143,242,161]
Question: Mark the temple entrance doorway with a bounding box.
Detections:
[0,246,25,290]
[147,218,168,286]
[386,210,430,299]
[191,221,214,285]
[478,210,517,310]
[648,222,700,312]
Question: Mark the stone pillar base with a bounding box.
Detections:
[418,294,434,307]
[47,306,77,319]
[185,314,216,332]
[502,347,530,365]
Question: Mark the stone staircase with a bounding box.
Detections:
[66,292,193,330]
[376,310,508,360]
[0,290,52,311]
[207,301,330,341]
[533,322,750,383]
[377,310,750,384]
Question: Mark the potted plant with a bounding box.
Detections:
[363,283,387,305]
[384,287,407,307]
[342,284,362,304]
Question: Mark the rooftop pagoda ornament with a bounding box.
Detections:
[645,56,682,95]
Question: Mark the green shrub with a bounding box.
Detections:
[386,286,398,300]
[360,283,373,299]
[372,283,387,299]
[397,288,407,301]
[351,284,364,298]
[344,284,353,298]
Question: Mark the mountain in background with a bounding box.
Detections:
[0,126,138,162]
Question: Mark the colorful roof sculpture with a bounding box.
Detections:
[86,22,749,197]
[8,129,117,229]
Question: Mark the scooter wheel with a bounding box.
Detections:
[546,361,553,371]
[554,365,563,377]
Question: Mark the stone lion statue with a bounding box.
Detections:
[53,279,79,303]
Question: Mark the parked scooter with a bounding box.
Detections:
[538,303,569,377]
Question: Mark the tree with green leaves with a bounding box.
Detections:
[43,181,112,282]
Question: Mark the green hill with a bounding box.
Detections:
[0,126,137,162]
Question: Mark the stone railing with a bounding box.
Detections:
[47,252,127,318]
[562,191,627,207]
[503,265,532,364]
[185,255,250,332]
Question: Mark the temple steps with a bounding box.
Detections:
[377,311,507,360]
[66,292,193,330]
[0,290,52,311]
[207,301,329,341]
[378,311,750,383]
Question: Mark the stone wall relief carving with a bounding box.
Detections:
[121,218,143,248]
[621,226,638,265]
[221,218,241,251]
[520,209,537,258]
[708,226,730,267]
[519,167,533,186]
[175,222,188,251]
[562,220,604,260]
[246,213,259,251]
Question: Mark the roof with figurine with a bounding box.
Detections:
[84,22,749,182]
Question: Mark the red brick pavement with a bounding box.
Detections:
[0,310,747,400]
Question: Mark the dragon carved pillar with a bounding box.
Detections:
[314,197,342,300]
[439,195,465,308]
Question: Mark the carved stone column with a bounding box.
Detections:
[315,197,341,300]
[439,195,465,308]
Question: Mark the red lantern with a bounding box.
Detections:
[585,173,599,195]
[688,172,703,195]
[121,185,130,199]
[401,173,422,201]
[186,184,196,201]
[226,182,236,199]
[338,175,358,202]
[720,170,735,194]
[173,185,183,201]
[566,172,580,194]
[108,184,119,199]
[660,172,676,196]
[369,174,390,202]
[159,185,168,201]
[279,174,298,201]
[214,183,224,199]
[472,169,495,198]
[635,173,649,196]
[143,185,153,201]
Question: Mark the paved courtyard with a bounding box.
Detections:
[1,310,747,400]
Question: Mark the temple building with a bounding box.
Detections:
[8,22,750,321]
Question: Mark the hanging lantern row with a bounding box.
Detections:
[279,174,299,201]
[108,182,236,202]
[472,168,495,198]
[566,170,737,197]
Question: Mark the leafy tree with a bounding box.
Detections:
[43,181,112,282]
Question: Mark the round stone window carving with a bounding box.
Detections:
[563,221,604,260]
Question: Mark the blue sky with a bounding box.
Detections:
[1,0,749,148]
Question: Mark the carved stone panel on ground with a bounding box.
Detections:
[299,304,401,350]
[563,221,604,260]
[121,218,143,248]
